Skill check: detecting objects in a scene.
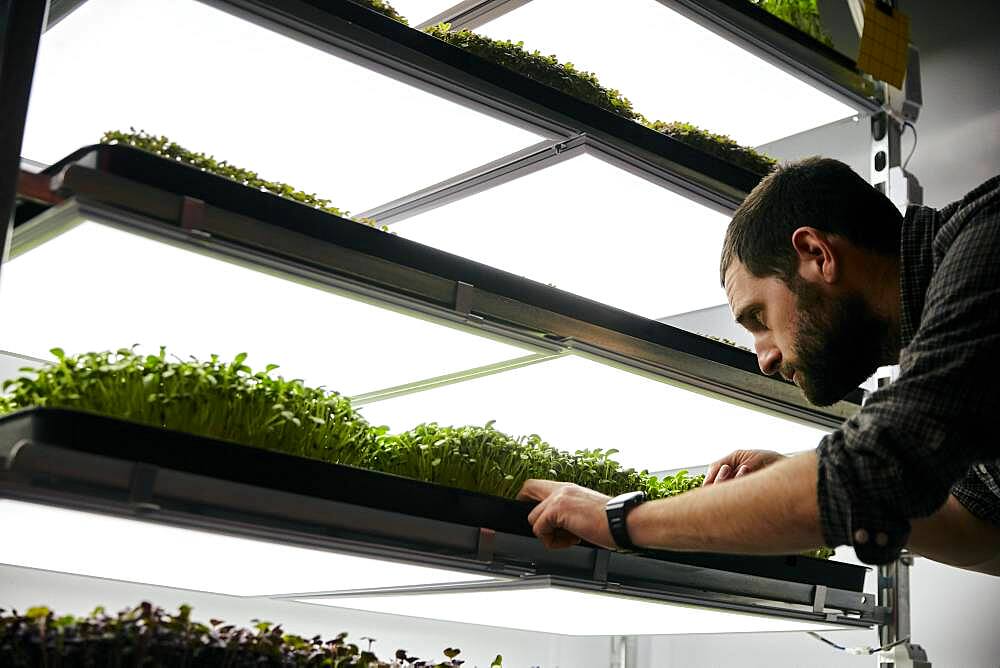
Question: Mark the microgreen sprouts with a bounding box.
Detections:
[2,348,378,467]
[751,0,834,46]
[0,602,478,667]
[352,0,409,25]
[100,130,380,228]
[0,349,831,559]
[422,25,775,174]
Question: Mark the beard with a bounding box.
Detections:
[784,277,894,406]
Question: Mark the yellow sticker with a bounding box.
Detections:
[857,0,910,88]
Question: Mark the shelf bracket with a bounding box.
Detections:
[593,549,611,584]
[180,195,209,237]
[128,463,160,513]
[476,527,496,563]
[453,281,475,317]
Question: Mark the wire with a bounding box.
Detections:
[807,632,912,656]
[903,121,918,170]
[807,632,846,651]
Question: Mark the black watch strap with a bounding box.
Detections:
[605,491,646,552]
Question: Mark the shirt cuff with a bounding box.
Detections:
[816,436,911,565]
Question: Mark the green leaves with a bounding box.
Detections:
[751,0,834,46]
[0,602,472,666]
[351,0,408,24]
[99,129,385,228]
[422,25,778,175]
[0,348,831,561]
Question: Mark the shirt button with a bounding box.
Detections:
[854,528,869,544]
[875,532,889,547]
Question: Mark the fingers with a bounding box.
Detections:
[517,478,566,502]
[735,464,750,478]
[715,463,733,483]
[703,461,722,486]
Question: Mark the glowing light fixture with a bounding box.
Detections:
[0,500,494,596]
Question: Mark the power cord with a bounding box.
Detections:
[807,631,911,656]
[902,121,918,170]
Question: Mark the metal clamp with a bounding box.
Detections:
[593,549,610,584]
[454,281,475,317]
[128,464,160,513]
[812,584,828,614]
[180,196,209,237]
[476,527,496,563]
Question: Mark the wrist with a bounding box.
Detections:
[605,491,646,552]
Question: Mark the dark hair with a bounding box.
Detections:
[719,157,903,286]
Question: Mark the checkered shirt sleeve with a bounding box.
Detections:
[816,176,1000,564]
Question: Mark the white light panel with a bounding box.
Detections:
[478,0,857,146]
[22,0,543,213]
[303,584,850,636]
[393,154,730,319]
[0,500,493,596]
[358,355,828,472]
[0,221,530,397]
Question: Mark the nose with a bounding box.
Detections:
[754,337,782,376]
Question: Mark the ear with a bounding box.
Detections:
[790,227,837,284]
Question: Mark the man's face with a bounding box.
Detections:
[724,261,886,406]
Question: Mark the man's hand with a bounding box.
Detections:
[703,449,785,485]
[518,480,614,550]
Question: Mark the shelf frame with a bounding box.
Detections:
[0,408,886,628]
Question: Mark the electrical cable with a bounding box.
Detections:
[903,121,918,170]
[807,632,912,656]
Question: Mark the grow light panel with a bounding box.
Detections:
[0,220,531,397]
[21,0,544,213]
[476,0,857,146]
[358,354,828,472]
[301,583,849,636]
[0,500,494,596]
[392,154,729,319]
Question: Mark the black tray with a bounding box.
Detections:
[0,408,866,591]
[41,143,865,407]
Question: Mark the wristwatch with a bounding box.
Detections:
[605,491,646,552]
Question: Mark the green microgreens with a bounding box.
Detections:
[352,0,409,24]
[100,130,381,228]
[422,24,776,175]
[0,348,831,559]
[0,602,475,666]
[751,0,835,46]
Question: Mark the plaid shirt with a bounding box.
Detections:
[816,174,1000,565]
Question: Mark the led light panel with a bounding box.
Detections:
[358,355,828,472]
[0,500,493,596]
[22,0,543,213]
[393,154,730,319]
[478,0,857,146]
[0,220,530,397]
[303,584,850,636]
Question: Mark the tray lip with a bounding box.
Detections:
[0,406,868,592]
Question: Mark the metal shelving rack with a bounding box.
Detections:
[0,0,915,661]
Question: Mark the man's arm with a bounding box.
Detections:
[520,452,824,554]
[910,494,1000,575]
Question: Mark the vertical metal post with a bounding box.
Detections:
[877,552,930,667]
[610,635,639,668]
[0,0,49,282]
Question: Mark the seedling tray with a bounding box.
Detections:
[0,408,866,592]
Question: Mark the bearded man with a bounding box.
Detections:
[519,158,1000,573]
